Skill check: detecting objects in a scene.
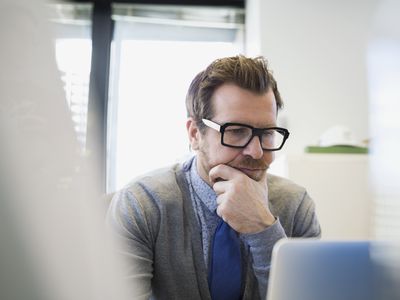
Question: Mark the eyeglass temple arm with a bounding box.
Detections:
[202,119,221,132]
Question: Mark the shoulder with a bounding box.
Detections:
[267,173,310,214]
[267,173,320,237]
[108,163,186,237]
[267,173,306,203]
[122,163,184,206]
[127,163,181,189]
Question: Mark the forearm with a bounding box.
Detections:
[241,218,287,299]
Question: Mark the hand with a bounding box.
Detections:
[209,164,276,234]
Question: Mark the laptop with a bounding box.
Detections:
[266,239,376,300]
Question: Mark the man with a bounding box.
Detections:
[107,55,321,300]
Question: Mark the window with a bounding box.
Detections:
[107,4,244,192]
[51,3,92,150]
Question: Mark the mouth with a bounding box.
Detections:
[235,167,266,178]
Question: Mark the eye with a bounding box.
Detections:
[231,128,247,134]
[263,129,275,136]
[225,127,249,136]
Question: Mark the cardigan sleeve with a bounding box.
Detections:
[241,218,287,300]
[292,190,321,238]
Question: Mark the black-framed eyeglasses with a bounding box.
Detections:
[202,119,290,151]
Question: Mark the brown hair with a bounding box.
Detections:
[185,55,283,132]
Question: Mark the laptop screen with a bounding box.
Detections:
[267,240,375,300]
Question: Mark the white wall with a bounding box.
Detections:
[246,0,378,154]
[246,0,400,242]
[245,0,385,240]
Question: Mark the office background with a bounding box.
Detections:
[49,0,400,240]
[1,0,399,298]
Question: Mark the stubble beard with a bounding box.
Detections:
[197,145,269,183]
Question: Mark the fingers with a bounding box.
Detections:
[212,180,227,195]
[216,203,223,218]
[216,194,224,206]
[215,199,228,219]
[209,164,240,184]
[215,199,234,226]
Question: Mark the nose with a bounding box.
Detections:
[242,136,264,159]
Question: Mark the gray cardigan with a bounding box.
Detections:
[107,163,321,300]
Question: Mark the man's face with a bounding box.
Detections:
[188,83,278,185]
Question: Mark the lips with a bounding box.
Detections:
[236,167,266,179]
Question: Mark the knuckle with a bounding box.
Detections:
[217,203,230,218]
[230,182,240,194]
[213,164,222,173]
[216,204,223,217]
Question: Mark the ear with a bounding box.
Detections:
[186,118,201,151]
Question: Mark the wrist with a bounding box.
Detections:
[245,211,276,234]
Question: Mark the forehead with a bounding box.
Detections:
[211,83,277,127]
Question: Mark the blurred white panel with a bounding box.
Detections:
[368,0,400,240]
[0,1,131,299]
